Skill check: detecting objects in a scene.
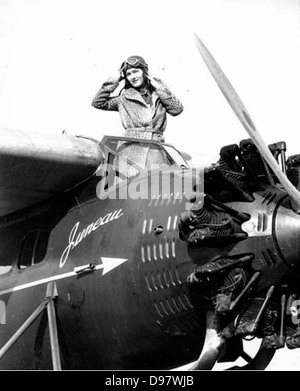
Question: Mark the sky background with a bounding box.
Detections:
[1,0,300,165]
[1,0,300,370]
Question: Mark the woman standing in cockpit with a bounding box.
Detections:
[91,55,183,143]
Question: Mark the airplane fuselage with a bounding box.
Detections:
[0,164,204,369]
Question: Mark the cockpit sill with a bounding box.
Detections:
[100,135,190,169]
[97,135,204,204]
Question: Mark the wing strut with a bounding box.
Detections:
[0,282,61,370]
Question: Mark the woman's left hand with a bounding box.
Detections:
[148,76,161,90]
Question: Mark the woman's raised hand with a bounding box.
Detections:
[148,76,160,90]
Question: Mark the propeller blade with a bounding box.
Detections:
[193,32,300,213]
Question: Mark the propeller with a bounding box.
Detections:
[193,32,300,214]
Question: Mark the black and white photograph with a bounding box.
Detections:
[0,0,300,373]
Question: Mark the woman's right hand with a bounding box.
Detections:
[107,71,123,84]
[116,70,124,83]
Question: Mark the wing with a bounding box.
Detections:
[0,129,104,217]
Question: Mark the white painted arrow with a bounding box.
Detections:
[99,257,128,275]
[0,258,129,297]
[74,258,128,276]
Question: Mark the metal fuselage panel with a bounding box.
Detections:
[0,170,203,369]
